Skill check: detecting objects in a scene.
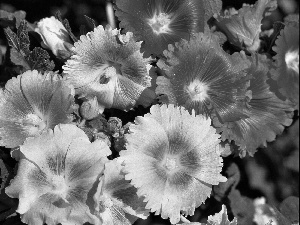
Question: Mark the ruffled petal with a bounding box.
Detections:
[93,160,148,225]
[115,0,205,57]
[6,124,110,225]
[119,104,226,224]
[157,33,250,122]
[0,70,75,148]
[271,23,299,109]
[63,25,154,111]
[213,55,294,157]
[214,0,277,52]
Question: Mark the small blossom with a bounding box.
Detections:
[115,0,205,56]
[213,55,294,157]
[63,25,155,112]
[118,104,226,224]
[156,32,251,123]
[92,159,149,225]
[271,23,299,109]
[0,70,75,148]
[5,124,111,225]
[214,0,277,52]
[35,16,72,57]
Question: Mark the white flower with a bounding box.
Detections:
[35,16,72,56]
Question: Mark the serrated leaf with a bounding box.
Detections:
[55,11,77,42]
[4,27,20,51]
[10,48,30,71]
[16,20,30,55]
[26,47,55,72]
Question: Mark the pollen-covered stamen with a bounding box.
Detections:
[185,80,209,102]
[147,12,172,35]
[285,49,299,73]
[19,113,46,135]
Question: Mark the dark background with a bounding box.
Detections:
[0,0,299,225]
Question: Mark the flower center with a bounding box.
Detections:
[147,12,172,35]
[185,80,209,102]
[285,49,299,73]
[163,156,179,171]
[99,62,122,84]
[51,175,69,201]
[21,113,46,135]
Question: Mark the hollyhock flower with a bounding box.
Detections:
[214,0,277,52]
[213,55,294,157]
[114,0,205,56]
[0,70,75,148]
[156,32,251,123]
[5,124,111,225]
[272,23,299,109]
[92,159,149,225]
[118,104,227,224]
[63,25,155,112]
[35,16,72,57]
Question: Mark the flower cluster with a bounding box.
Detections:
[0,0,299,224]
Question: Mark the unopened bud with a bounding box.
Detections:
[80,97,101,120]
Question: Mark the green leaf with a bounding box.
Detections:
[16,20,30,55]
[10,48,30,71]
[4,20,55,73]
[26,47,55,72]
[4,27,20,51]
[55,11,77,42]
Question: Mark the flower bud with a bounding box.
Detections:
[35,16,72,56]
[80,97,102,120]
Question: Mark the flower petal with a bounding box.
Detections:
[213,55,294,157]
[119,104,226,223]
[157,33,250,122]
[0,70,75,148]
[115,0,205,56]
[6,124,111,224]
[63,25,154,111]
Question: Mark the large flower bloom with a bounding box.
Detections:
[5,124,111,225]
[114,0,205,56]
[213,55,294,157]
[92,159,149,225]
[214,0,277,52]
[156,32,250,123]
[0,70,75,148]
[63,25,155,112]
[272,23,299,110]
[118,104,227,224]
